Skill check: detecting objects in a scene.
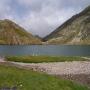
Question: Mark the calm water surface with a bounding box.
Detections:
[0,45,90,56]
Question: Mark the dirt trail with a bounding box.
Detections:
[0,57,5,62]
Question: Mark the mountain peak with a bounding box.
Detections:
[0,19,42,45]
[84,5,90,11]
[44,6,90,45]
[0,19,14,23]
[3,19,12,22]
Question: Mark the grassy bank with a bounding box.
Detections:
[6,56,86,63]
[0,64,89,90]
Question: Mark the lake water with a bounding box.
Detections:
[0,45,90,56]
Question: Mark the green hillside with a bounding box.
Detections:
[0,19,42,45]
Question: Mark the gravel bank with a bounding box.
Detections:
[10,61,90,75]
[9,61,90,86]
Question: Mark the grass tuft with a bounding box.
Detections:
[6,56,86,63]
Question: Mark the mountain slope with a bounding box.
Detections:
[44,6,90,45]
[0,19,42,45]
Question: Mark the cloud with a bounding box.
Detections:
[0,0,90,37]
[0,0,11,19]
[18,8,77,37]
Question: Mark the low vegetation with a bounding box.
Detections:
[0,64,89,90]
[6,56,86,63]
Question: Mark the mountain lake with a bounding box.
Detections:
[0,45,89,56]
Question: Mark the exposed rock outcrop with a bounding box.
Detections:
[44,6,90,45]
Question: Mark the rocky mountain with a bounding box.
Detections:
[0,19,42,45]
[44,6,90,45]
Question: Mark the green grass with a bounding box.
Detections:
[0,64,89,90]
[6,56,86,63]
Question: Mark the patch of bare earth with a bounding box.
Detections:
[58,74,90,87]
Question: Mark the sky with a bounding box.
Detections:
[0,0,90,37]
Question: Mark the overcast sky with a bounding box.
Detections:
[0,0,90,37]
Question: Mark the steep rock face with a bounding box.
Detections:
[44,6,90,45]
[0,19,42,45]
